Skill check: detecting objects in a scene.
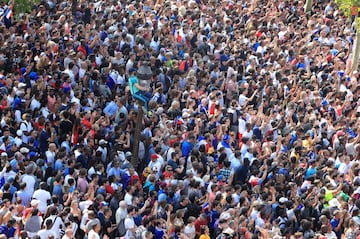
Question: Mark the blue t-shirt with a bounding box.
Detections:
[0,225,15,238]
[330,218,341,238]
[155,228,165,239]
[181,140,193,158]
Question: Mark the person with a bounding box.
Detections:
[128,68,152,110]
[37,218,57,239]
[32,182,51,214]
[0,0,360,238]
[0,218,16,238]
[124,205,137,239]
[199,226,210,239]
[24,208,42,237]
[87,218,102,239]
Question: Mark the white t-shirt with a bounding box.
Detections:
[47,215,65,239]
[21,174,36,197]
[32,189,52,214]
[30,98,41,111]
[45,150,56,167]
[37,229,57,239]
[238,94,247,107]
[124,193,133,206]
[20,120,33,144]
[124,217,136,239]
[184,225,196,239]
[346,142,356,156]
[88,229,100,239]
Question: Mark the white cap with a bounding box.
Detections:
[16,130,23,137]
[30,199,40,207]
[99,139,108,145]
[20,147,29,154]
[18,83,26,88]
[279,197,288,204]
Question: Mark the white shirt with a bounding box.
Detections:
[37,229,57,239]
[115,207,127,224]
[88,229,101,239]
[13,137,22,148]
[338,162,351,175]
[239,94,247,106]
[124,193,133,206]
[21,174,36,197]
[32,189,52,214]
[71,97,81,112]
[184,225,196,239]
[124,217,136,239]
[20,120,33,144]
[46,150,56,167]
[230,155,241,171]
[346,142,356,156]
[96,146,107,164]
[30,98,41,111]
[46,215,65,239]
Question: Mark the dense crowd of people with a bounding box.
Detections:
[0,0,358,238]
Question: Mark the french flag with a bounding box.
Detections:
[3,6,12,28]
[4,7,12,19]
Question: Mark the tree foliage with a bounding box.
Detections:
[14,0,38,15]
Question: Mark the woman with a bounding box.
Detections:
[344,219,357,239]
[70,200,82,222]
[24,208,42,238]
[199,226,210,239]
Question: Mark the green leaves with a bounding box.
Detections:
[335,0,353,18]
[14,0,38,15]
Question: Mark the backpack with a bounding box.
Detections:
[118,218,126,237]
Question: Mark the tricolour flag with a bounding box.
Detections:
[3,6,12,28]
[4,7,12,19]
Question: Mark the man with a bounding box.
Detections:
[32,182,51,214]
[182,134,196,158]
[128,68,152,110]
[97,201,109,225]
[124,186,135,206]
[116,200,128,225]
[19,113,33,144]
[124,205,137,239]
[96,139,108,165]
[37,218,57,239]
[148,154,162,178]
[12,183,31,207]
[13,130,23,148]
[0,218,16,238]
[21,163,36,197]
[114,97,128,125]
[38,122,55,154]
[331,210,344,239]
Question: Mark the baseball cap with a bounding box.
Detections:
[31,199,40,207]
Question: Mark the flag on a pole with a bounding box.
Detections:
[4,7,12,19]
[3,6,12,28]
